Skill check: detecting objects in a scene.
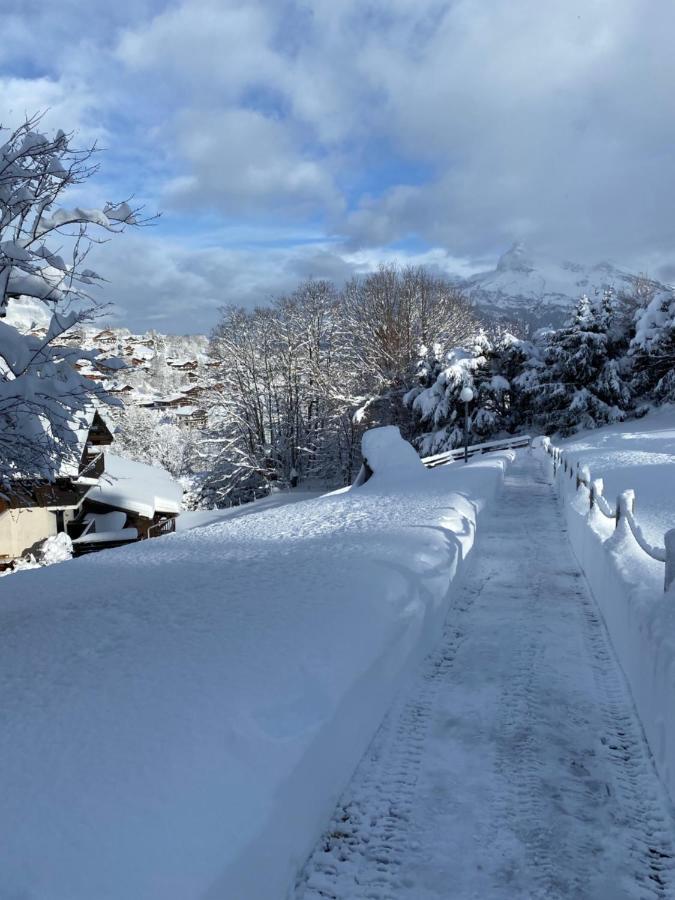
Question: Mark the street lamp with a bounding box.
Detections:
[460,386,474,463]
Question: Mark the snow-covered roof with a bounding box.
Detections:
[86,453,182,518]
[130,345,154,361]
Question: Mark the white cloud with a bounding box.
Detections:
[163,108,341,217]
[4,0,675,329]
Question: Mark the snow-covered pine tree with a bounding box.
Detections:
[0,113,153,489]
[629,288,675,404]
[526,291,632,435]
[404,330,512,456]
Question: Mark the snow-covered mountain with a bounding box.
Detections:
[460,243,664,329]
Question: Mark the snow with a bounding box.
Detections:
[555,404,675,547]
[295,452,675,898]
[131,344,154,361]
[3,296,53,332]
[539,407,675,804]
[361,425,425,481]
[176,490,325,532]
[5,532,73,575]
[86,453,183,518]
[72,527,138,545]
[0,445,511,900]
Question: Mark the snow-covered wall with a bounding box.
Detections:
[542,446,675,803]
[0,446,512,900]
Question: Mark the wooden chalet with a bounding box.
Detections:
[69,454,182,556]
[0,409,183,569]
[0,410,114,570]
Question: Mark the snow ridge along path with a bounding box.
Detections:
[293,451,675,900]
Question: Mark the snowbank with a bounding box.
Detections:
[539,414,675,802]
[361,424,426,484]
[0,446,512,900]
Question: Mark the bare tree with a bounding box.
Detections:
[201,270,476,503]
[342,265,477,431]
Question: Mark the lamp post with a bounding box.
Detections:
[460,386,474,463]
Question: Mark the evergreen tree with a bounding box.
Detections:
[630,288,675,404]
[404,330,513,455]
[525,292,632,435]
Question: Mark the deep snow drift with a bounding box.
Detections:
[0,430,511,900]
[540,406,675,804]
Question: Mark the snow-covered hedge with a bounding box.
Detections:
[0,434,512,900]
[541,445,675,803]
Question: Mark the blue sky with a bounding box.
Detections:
[2,0,675,332]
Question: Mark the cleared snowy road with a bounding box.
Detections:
[294,452,675,900]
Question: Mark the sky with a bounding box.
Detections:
[2,0,675,333]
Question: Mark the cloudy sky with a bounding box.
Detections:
[2,0,674,332]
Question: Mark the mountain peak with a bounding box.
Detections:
[496,241,533,274]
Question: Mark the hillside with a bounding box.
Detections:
[4,297,211,414]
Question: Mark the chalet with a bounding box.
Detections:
[174,405,208,428]
[0,408,183,569]
[69,454,182,555]
[92,329,118,344]
[130,345,154,365]
[166,357,199,372]
[0,409,114,570]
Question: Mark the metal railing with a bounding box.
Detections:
[147,517,176,539]
[542,437,675,592]
[422,434,532,469]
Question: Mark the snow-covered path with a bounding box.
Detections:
[293,452,675,900]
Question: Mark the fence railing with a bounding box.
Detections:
[542,437,675,592]
[147,517,177,539]
[422,434,532,469]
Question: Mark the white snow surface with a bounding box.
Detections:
[361,425,426,481]
[0,451,511,900]
[540,407,675,804]
[86,452,183,518]
[176,490,325,532]
[295,452,675,899]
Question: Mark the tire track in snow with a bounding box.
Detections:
[292,453,675,900]
[291,570,495,900]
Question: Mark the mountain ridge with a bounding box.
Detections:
[458,242,666,328]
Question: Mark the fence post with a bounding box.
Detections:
[665,530,675,593]
[615,490,636,528]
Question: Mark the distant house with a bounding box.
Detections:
[92,329,117,344]
[130,345,154,367]
[173,405,208,427]
[166,357,198,372]
[106,383,135,395]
